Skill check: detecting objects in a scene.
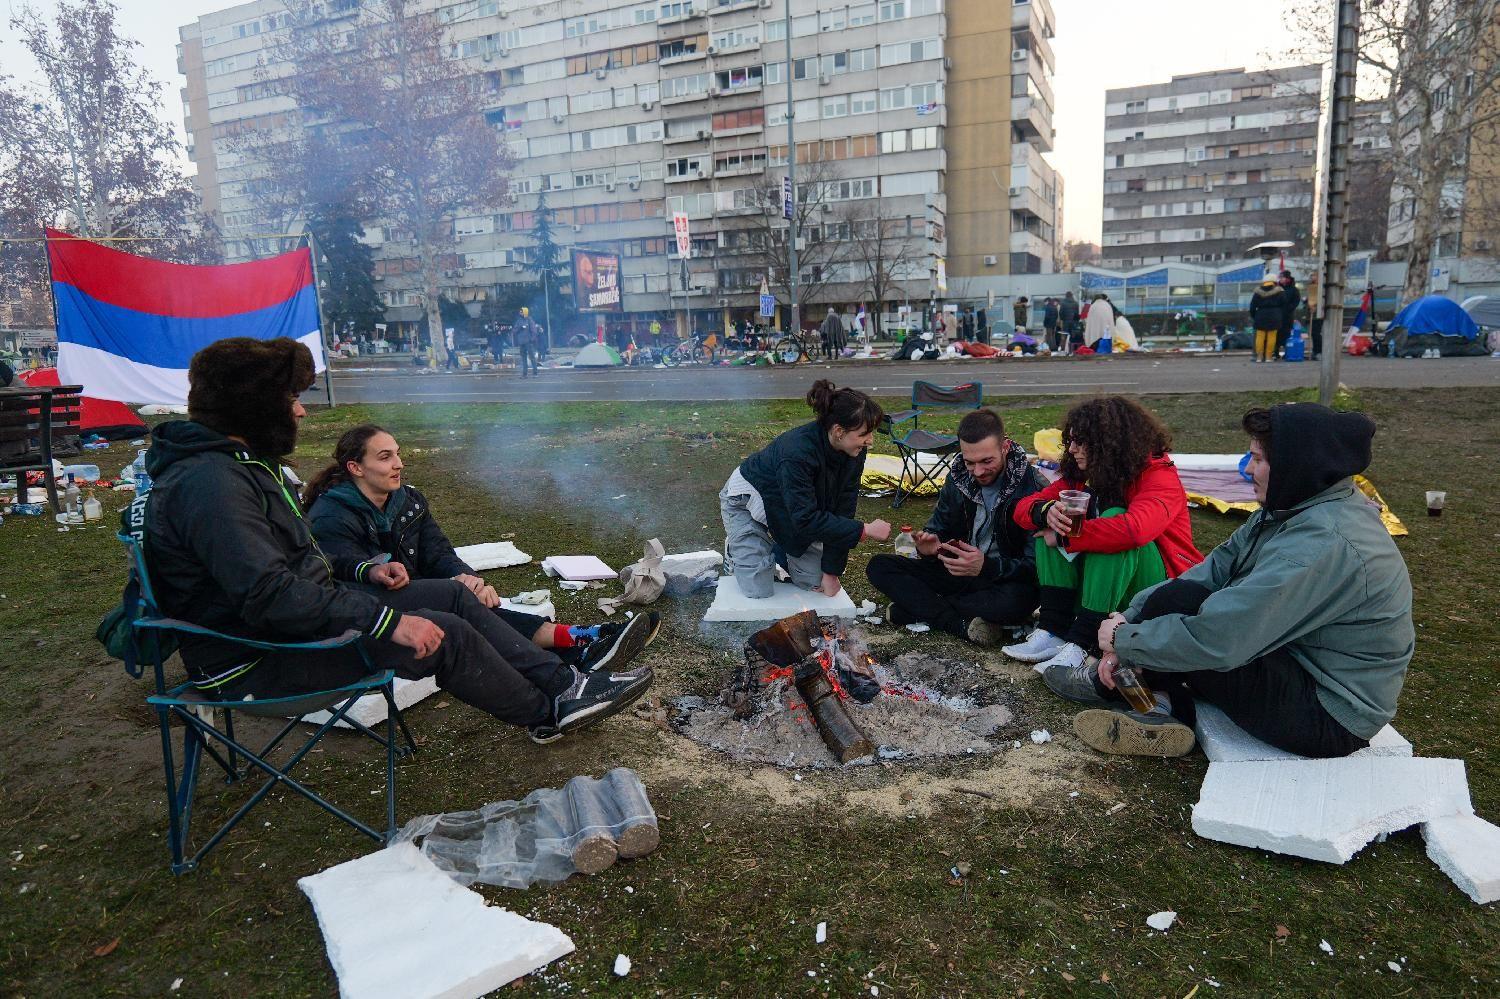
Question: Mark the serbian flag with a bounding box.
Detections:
[46,229,325,405]
[1348,286,1374,334]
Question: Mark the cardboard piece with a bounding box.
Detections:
[1191,757,1473,864]
[299,843,574,998]
[453,541,532,570]
[1193,701,1412,763]
[703,574,857,622]
[542,555,617,581]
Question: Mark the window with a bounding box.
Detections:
[713,107,764,131]
[881,130,907,153]
[455,215,494,237]
[764,61,785,85]
[849,2,877,26]
[850,91,878,115]
[819,8,846,31]
[910,125,938,150]
[879,38,939,67]
[661,2,696,18]
[765,18,786,42]
[667,156,707,177]
[662,73,709,98]
[879,1,907,21]
[822,95,849,119]
[665,115,710,138]
[850,47,877,73]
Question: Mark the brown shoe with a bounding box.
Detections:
[1072,706,1196,758]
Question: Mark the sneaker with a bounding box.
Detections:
[578,612,653,674]
[1033,641,1087,676]
[1072,697,1195,757]
[1041,655,1112,706]
[528,723,565,745]
[1001,628,1066,663]
[554,667,655,735]
[965,617,1008,646]
[884,603,917,627]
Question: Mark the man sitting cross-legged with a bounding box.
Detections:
[1050,403,1413,759]
[303,423,659,678]
[142,337,652,747]
[865,409,1046,644]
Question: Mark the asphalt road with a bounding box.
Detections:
[325,353,1500,404]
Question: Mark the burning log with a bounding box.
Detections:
[746,612,877,764]
[793,659,876,764]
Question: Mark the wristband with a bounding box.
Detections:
[1106,617,1125,648]
[1036,499,1055,526]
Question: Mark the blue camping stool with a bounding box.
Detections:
[117,533,417,874]
[880,380,984,508]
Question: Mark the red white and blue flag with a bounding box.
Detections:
[47,228,325,405]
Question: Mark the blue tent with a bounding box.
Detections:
[1389,295,1481,339]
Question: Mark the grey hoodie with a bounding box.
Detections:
[1113,404,1413,739]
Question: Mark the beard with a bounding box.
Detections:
[240,403,300,458]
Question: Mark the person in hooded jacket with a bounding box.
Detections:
[1248,278,1287,363]
[1054,403,1412,759]
[140,337,651,746]
[865,409,1045,643]
[1276,270,1302,358]
[720,380,892,598]
[1006,397,1203,683]
[303,423,657,675]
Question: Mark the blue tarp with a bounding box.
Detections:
[1389,295,1481,339]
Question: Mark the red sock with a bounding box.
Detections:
[551,623,578,648]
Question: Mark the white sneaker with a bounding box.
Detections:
[1033,641,1087,676]
[1001,628,1066,663]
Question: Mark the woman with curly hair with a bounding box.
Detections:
[1004,396,1203,681]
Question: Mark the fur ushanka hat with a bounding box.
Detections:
[187,337,316,457]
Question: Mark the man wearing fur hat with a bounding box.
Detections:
[139,337,651,744]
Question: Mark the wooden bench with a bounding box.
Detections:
[0,384,84,512]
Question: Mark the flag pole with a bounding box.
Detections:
[305,231,336,408]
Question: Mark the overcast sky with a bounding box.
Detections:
[3,0,1314,244]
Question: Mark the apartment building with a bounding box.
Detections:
[1100,65,1323,269]
[177,0,1058,338]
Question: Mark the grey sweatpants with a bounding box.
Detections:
[719,486,824,598]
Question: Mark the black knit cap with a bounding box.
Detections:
[1265,402,1376,512]
[187,337,315,457]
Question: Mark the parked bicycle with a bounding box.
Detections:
[771,329,812,364]
[662,331,719,367]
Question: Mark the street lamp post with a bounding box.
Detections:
[784,0,799,336]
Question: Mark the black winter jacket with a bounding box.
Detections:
[924,443,1046,583]
[1249,285,1287,330]
[306,482,472,584]
[1059,296,1080,325]
[737,421,866,576]
[143,421,399,681]
[1279,281,1302,331]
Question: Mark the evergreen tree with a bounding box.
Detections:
[308,201,384,340]
[525,191,574,347]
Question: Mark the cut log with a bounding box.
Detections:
[749,610,821,667]
[564,777,619,875]
[604,768,661,859]
[794,661,876,764]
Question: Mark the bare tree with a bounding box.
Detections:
[0,0,216,326]
[740,157,854,327]
[840,202,927,339]
[1290,0,1500,300]
[275,0,514,363]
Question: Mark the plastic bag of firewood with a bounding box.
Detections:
[391,768,659,889]
[617,538,667,605]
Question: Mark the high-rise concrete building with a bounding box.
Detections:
[1100,65,1322,270]
[177,0,1058,340]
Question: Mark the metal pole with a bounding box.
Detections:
[305,232,336,408]
[784,0,799,337]
[1318,0,1361,406]
[542,269,553,353]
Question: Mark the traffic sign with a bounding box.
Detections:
[782,176,793,220]
[759,294,776,318]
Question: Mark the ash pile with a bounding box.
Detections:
[673,611,1017,769]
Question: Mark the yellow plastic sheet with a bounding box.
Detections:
[860,453,949,496]
[1033,428,1064,463]
[1188,474,1406,537]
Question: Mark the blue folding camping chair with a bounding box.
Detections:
[116,533,417,874]
[880,380,984,508]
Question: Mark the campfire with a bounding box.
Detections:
[668,610,1008,770]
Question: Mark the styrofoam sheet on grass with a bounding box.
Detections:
[703,573,857,622]
[454,541,532,570]
[1423,813,1500,905]
[1191,757,1473,864]
[301,676,438,730]
[542,555,616,580]
[299,843,574,999]
[1193,701,1412,763]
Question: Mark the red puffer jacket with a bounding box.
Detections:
[1013,455,1204,578]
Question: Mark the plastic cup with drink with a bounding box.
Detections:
[1058,489,1091,538]
[1426,490,1446,518]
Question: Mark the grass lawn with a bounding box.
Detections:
[2,385,1497,997]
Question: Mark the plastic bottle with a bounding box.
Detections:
[61,463,100,482]
[64,473,80,515]
[894,525,918,558]
[131,449,152,495]
[83,492,102,522]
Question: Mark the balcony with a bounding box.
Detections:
[709,0,763,13]
[665,170,712,184]
[1011,0,1056,40]
[659,50,709,67]
[713,123,764,138]
[663,129,712,145]
[1009,185,1052,221]
[712,82,763,99]
[659,9,706,26]
[661,90,711,106]
[1011,96,1054,153]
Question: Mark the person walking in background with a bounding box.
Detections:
[443,327,459,371]
[1042,297,1061,352]
[1249,278,1287,363]
[1277,270,1301,359]
[1013,296,1030,331]
[976,306,989,345]
[819,307,842,360]
[513,307,540,378]
[1059,292,1080,354]
[941,308,959,344]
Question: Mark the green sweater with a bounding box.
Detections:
[1114,481,1414,740]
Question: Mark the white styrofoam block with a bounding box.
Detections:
[1423,813,1500,904]
[659,550,724,579]
[454,541,532,570]
[301,676,438,730]
[702,573,857,622]
[499,596,556,622]
[1193,701,1413,763]
[1191,758,1473,864]
[299,843,574,999]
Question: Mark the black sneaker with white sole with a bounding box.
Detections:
[553,668,655,735]
[579,611,654,674]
